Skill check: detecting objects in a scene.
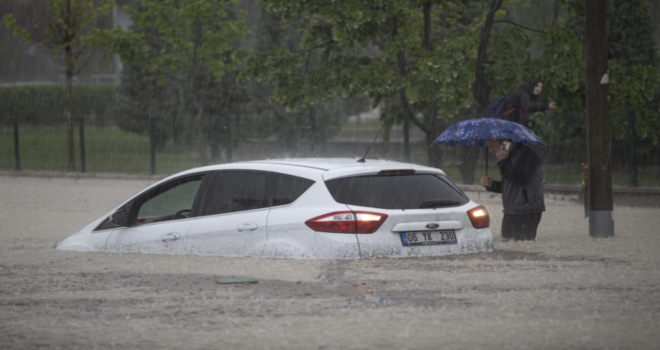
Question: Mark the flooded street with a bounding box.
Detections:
[1,175,659,350]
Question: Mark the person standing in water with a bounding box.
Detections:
[480,138,545,241]
[502,79,558,128]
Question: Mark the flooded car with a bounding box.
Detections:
[57,158,493,259]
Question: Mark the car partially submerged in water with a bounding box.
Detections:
[57,158,493,259]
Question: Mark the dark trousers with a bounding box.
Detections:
[502,213,542,241]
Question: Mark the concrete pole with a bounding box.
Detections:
[585,0,614,237]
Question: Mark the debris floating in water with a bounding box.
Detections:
[364,295,389,305]
[216,277,259,284]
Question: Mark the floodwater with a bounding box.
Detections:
[1,175,659,350]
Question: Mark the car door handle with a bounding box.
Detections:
[237,222,259,231]
[161,232,181,241]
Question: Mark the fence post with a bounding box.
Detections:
[628,109,638,187]
[13,115,20,171]
[225,115,232,163]
[149,115,156,175]
[79,115,86,173]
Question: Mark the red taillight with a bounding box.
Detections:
[305,211,388,234]
[468,206,490,229]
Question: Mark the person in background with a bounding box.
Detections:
[502,79,558,128]
[480,138,545,241]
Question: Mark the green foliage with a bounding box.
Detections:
[0,85,116,125]
[609,60,659,109]
[558,0,660,144]
[90,0,248,164]
[558,0,584,16]
[609,60,660,143]
[4,0,117,170]
[607,0,657,69]
[108,0,364,159]
[526,23,586,113]
[485,25,533,99]
[112,60,181,150]
[91,0,247,80]
[241,1,478,123]
[4,0,115,75]
[239,4,369,148]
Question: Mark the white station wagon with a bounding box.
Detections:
[57,158,493,259]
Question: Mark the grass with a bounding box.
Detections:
[0,128,199,175]
[1,128,658,187]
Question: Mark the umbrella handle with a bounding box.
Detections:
[484,146,488,177]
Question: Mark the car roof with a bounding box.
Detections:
[254,158,440,171]
[164,158,446,182]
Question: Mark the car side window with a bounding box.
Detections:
[135,175,204,225]
[202,171,270,216]
[269,173,314,206]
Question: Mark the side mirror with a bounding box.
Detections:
[109,210,128,227]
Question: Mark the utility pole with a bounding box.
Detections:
[585,0,614,237]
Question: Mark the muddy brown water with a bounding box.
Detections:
[1,176,659,350]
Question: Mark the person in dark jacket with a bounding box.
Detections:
[502,79,558,128]
[480,139,545,241]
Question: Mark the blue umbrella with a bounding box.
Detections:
[432,118,544,174]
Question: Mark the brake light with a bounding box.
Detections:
[305,211,388,234]
[378,169,415,175]
[468,206,490,229]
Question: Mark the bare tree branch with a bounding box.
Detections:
[292,40,334,54]
[493,20,545,33]
[473,0,504,109]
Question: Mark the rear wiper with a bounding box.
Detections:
[420,199,460,208]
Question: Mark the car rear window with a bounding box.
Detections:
[324,174,468,210]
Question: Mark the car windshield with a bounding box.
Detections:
[324,174,468,210]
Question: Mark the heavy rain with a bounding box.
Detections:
[1,0,660,349]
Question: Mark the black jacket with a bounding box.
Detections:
[487,143,545,215]
[502,79,550,128]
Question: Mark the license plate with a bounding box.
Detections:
[400,230,457,246]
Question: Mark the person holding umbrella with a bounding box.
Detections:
[433,118,546,241]
[480,139,545,241]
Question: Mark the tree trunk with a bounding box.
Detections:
[210,117,222,162]
[195,100,207,166]
[424,101,442,168]
[65,47,75,172]
[473,0,503,110]
[381,123,391,158]
[459,0,503,183]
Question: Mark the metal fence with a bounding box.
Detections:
[1,112,659,187]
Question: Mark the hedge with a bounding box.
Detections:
[0,85,116,125]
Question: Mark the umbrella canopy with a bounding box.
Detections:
[432,118,544,147]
